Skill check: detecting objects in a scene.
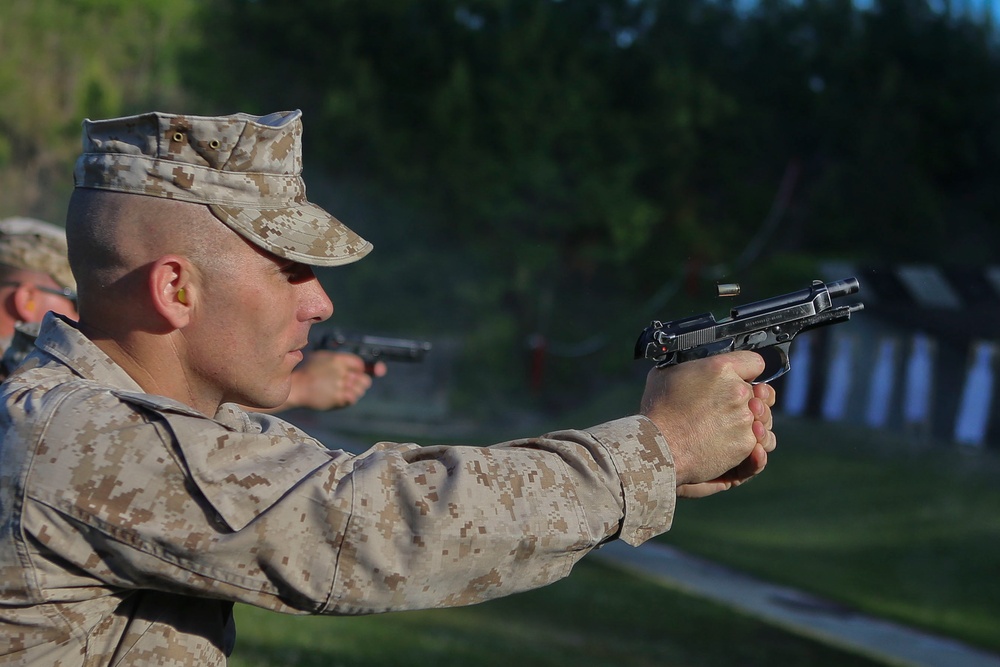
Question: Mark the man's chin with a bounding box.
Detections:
[229,384,292,412]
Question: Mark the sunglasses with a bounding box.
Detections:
[0,282,78,307]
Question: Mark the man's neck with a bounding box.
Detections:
[79,320,220,417]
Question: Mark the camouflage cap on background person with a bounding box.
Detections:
[0,217,76,290]
[73,110,372,267]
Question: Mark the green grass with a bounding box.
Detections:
[659,416,1000,654]
[229,559,887,667]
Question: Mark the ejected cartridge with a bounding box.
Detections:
[716,283,741,298]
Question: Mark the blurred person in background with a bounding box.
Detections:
[0,110,776,666]
[0,217,79,379]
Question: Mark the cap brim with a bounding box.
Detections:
[209,201,372,267]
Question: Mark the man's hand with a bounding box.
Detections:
[639,352,777,499]
[676,382,775,498]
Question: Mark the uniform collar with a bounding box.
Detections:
[35,312,146,393]
[33,312,249,426]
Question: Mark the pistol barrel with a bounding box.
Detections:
[826,277,860,299]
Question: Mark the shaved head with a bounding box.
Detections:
[66,190,240,315]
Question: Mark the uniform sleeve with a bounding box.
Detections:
[324,414,675,614]
[22,386,676,617]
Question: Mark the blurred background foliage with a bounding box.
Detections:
[2,0,998,410]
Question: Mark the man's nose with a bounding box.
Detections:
[301,277,334,323]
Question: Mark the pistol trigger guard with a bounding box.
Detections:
[755,342,791,384]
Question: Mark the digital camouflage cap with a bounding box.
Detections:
[73,110,372,267]
[0,217,76,290]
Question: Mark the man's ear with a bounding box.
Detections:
[11,284,38,323]
[149,256,193,329]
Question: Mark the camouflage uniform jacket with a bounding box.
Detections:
[0,315,677,666]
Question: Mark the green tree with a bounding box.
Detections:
[181,0,1000,401]
[0,0,196,222]
[692,0,1000,264]
[184,0,744,396]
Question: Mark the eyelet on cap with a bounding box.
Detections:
[209,139,221,149]
[172,131,185,142]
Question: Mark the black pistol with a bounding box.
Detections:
[635,278,864,382]
[316,330,432,373]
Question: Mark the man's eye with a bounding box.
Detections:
[280,262,313,282]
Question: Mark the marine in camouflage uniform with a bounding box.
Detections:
[0,217,77,379]
[0,110,775,665]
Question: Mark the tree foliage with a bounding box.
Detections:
[2,0,999,399]
[0,0,196,221]
[179,0,1000,397]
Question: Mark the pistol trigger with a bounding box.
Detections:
[755,342,791,384]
